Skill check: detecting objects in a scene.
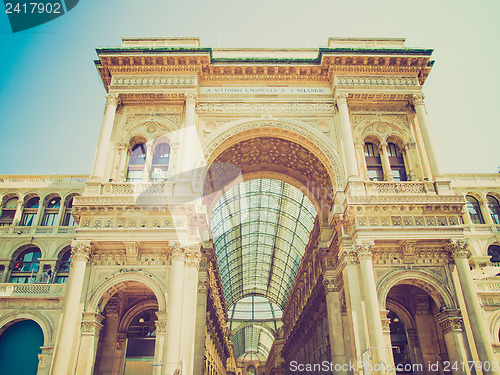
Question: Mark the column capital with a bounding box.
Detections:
[185,250,201,268]
[323,276,340,293]
[170,242,187,261]
[354,240,375,259]
[334,92,349,104]
[410,93,425,106]
[80,313,104,336]
[338,247,358,265]
[446,239,471,259]
[185,91,198,104]
[155,320,167,334]
[404,141,417,150]
[71,240,94,262]
[105,93,120,107]
[437,310,464,334]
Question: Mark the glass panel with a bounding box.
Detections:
[47,198,61,209]
[466,196,485,224]
[20,213,36,226]
[25,197,39,209]
[487,195,500,224]
[41,213,58,226]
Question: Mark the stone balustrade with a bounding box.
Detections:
[364,181,435,195]
[0,283,66,298]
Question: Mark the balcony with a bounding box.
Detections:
[0,226,76,236]
[0,283,66,298]
[364,181,436,195]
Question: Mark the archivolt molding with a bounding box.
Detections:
[117,299,159,333]
[0,310,53,346]
[121,114,181,143]
[86,271,166,313]
[378,269,456,310]
[202,119,345,191]
[352,114,412,145]
[489,309,500,344]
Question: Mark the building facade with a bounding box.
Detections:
[0,37,499,375]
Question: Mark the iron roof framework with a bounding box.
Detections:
[211,179,317,311]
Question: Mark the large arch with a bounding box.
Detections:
[0,310,53,346]
[203,124,341,219]
[202,120,344,199]
[86,271,166,313]
[378,269,457,310]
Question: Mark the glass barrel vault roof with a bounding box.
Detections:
[210,179,317,310]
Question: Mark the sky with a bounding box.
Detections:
[0,0,499,175]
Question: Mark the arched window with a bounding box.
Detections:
[150,142,170,181]
[364,143,383,181]
[246,365,257,375]
[387,143,407,181]
[466,195,485,224]
[62,196,77,226]
[487,195,500,224]
[41,197,60,226]
[488,245,500,263]
[9,248,41,283]
[55,248,72,284]
[0,197,18,226]
[20,197,39,226]
[127,143,147,182]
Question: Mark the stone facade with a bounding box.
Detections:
[0,37,499,375]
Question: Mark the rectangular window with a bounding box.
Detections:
[0,210,15,226]
[63,213,76,227]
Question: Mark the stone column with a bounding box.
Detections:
[75,312,104,375]
[56,199,65,227]
[114,143,130,182]
[154,313,167,375]
[34,198,45,226]
[404,142,420,181]
[356,241,391,374]
[379,142,394,181]
[380,310,396,370]
[112,334,127,375]
[354,141,368,180]
[324,274,348,374]
[51,240,93,375]
[481,200,494,225]
[142,139,154,181]
[194,253,209,375]
[164,243,186,375]
[92,93,119,180]
[401,145,415,181]
[12,200,23,226]
[448,239,499,375]
[411,94,443,178]
[340,244,369,364]
[0,260,10,283]
[437,310,471,375]
[37,346,54,375]
[181,249,201,375]
[178,92,198,176]
[335,93,359,178]
[406,329,425,374]
[95,299,121,374]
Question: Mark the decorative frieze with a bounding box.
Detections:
[356,215,460,229]
[335,75,418,87]
[111,75,197,87]
[197,102,335,115]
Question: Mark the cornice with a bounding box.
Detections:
[95,45,433,91]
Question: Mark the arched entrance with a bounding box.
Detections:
[92,281,160,375]
[0,319,44,374]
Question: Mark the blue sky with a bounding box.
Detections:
[0,0,498,175]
